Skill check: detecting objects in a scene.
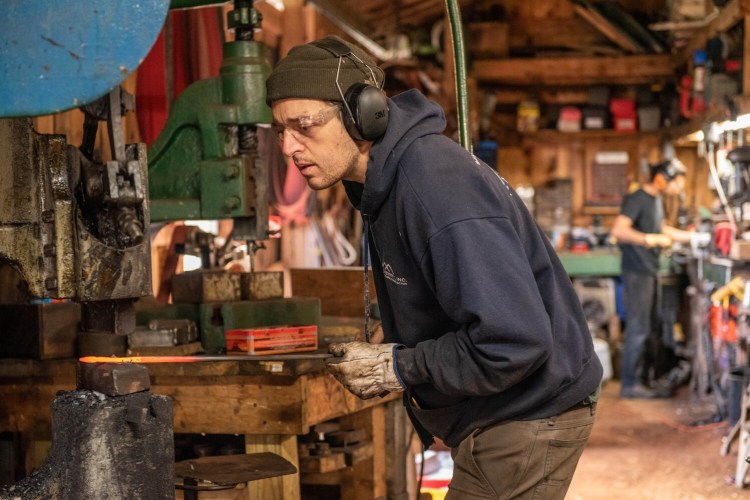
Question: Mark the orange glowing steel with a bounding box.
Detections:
[79,356,205,363]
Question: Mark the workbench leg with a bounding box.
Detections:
[338,405,387,500]
[385,401,417,500]
[245,434,300,500]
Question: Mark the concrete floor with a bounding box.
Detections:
[566,381,749,500]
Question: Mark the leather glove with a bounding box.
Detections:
[644,233,673,248]
[326,342,405,400]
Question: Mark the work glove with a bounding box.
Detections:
[690,231,711,253]
[644,233,673,248]
[326,342,405,400]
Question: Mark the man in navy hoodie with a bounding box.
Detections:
[266,35,603,499]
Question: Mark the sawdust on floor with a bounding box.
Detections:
[567,380,747,500]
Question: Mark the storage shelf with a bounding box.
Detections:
[674,0,750,67]
[473,54,674,86]
[520,128,659,144]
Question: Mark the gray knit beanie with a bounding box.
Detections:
[266,35,383,105]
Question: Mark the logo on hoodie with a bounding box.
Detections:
[382,262,407,286]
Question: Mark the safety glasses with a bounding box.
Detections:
[272,103,342,143]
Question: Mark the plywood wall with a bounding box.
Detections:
[498,135,712,230]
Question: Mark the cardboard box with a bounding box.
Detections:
[731,240,750,261]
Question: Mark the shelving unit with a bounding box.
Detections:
[473,54,674,86]
[520,129,659,144]
[674,0,750,68]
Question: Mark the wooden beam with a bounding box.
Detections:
[306,0,389,60]
[493,89,590,106]
[573,2,643,53]
[675,0,750,67]
[473,55,674,86]
[507,18,607,51]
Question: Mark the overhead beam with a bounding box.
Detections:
[473,54,674,86]
[507,18,608,52]
[306,0,389,60]
[572,2,643,53]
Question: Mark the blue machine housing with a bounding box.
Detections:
[1,0,170,117]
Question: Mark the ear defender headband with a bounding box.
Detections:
[651,159,685,181]
[310,38,389,141]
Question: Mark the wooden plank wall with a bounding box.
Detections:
[497,137,709,230]
[32,71,141,163]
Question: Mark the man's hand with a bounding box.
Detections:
[644,233,673,248]
[326,342,405,399]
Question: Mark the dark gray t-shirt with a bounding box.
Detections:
[619,188,663,275]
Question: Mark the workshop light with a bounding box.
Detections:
[681,113,750,143]
[182,254,202,272]
[264,0,285,11]
[715,113,750,133]
[685,130,704,142]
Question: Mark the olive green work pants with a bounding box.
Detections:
[446,403,596,499]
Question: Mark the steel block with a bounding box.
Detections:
[77,362,150,396]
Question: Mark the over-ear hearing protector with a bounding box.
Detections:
[311,38,389,141]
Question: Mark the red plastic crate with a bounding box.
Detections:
[612,112,637,132]
[609,98,635,114]
[226,326,318,355]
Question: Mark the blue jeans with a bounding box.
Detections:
[620,270,659,390]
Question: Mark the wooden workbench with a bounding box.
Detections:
[0,355,398,500]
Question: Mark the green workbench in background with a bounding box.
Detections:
[557,249,622,277]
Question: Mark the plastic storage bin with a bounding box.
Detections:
[582,106,609,129]
[610,98,636,132]
[557,106,582,132]
[637,105,661,131]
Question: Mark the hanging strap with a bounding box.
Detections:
[363,217,371,343]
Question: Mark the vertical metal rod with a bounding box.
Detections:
[444,0,471,152]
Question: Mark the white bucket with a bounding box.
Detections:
[592,337,613,382]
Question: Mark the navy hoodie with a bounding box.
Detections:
[344,90,603,448]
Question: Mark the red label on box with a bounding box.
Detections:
[226,326,318,355]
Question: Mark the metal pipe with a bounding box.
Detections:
[170,0,227,9]
[444,0,471,152]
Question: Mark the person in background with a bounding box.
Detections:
[266,35,603,499]
[611,159,700,399]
